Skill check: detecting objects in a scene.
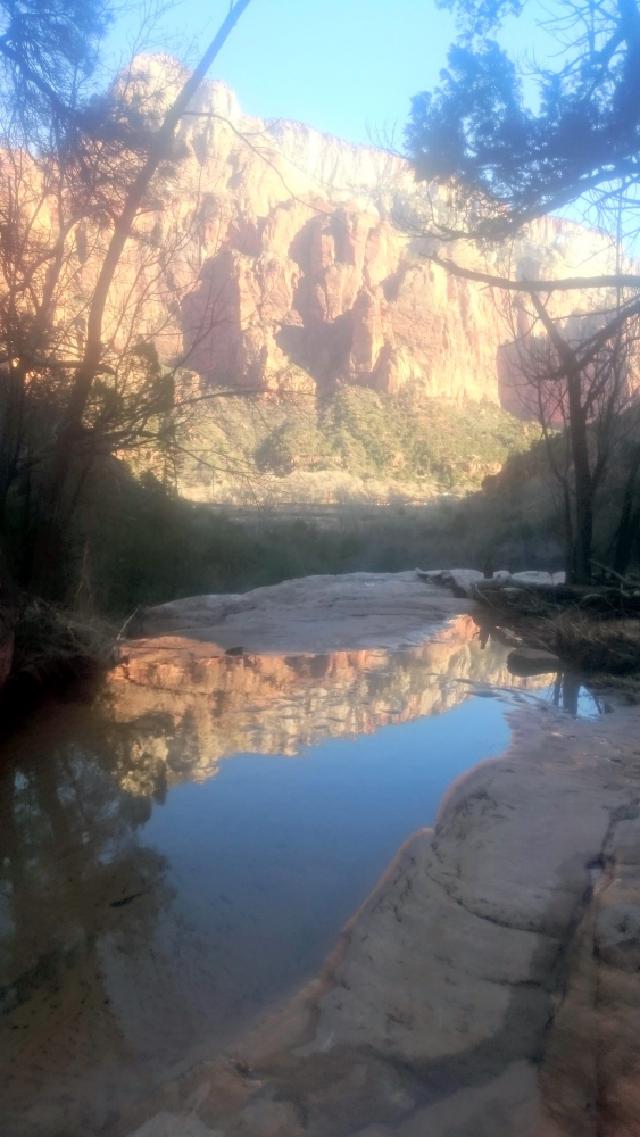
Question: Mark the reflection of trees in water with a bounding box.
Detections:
[550,672,599,717]
[0,710,170,1131]
[0,627,597,1135]
[0,633,592,1021]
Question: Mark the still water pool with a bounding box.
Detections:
[0,620,596,1136]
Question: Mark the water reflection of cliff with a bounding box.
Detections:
[104,615,552,796]
[0,617,556,1137]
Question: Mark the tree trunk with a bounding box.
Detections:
[567,371,594,584]
[29,0,253,599]
[562,481,575,582]
[613,449,640,575]
[528,293,596,585]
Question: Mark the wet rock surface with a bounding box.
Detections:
[3,575,531,1137]
[3,573,638,1136]
[103,585,640,1136]
[119,703,640,1136]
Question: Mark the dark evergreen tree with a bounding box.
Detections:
[406,0,640,582]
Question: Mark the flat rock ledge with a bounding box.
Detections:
[126,572,474,655]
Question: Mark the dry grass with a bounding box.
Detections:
[552,614,640,672]
[531,611,640,674]
[12,599,115,685]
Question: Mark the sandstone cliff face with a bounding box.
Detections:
[90,57,618,411]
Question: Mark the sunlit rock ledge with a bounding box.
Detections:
[126,571,474,653]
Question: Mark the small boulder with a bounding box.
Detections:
[415,568,483,597]
[415,569,443,582]
[441,569,484,597]
[511,571,564,586]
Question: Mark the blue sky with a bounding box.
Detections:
[105,0,458,146]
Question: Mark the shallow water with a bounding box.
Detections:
[0,618,597,1136]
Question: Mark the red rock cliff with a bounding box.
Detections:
[74,56,621,410]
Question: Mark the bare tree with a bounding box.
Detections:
[403,0,640,582]
[0,0,254,597]
[500,287,637,582]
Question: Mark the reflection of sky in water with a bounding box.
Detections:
[435,669,601,720]
[143,697,511,989]
[0,630,604,1137]
[505,676,602,719]
[539,679,601,719]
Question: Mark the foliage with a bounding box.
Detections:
[406,0,640,583]
[11,598,114,684]
[84,467,371,615]
[256,416,328,475]
[550,613,640,673]
[44,404,637,629]
[0,0,113,144]
[228,387,538,491]
[0,1,253,607]
[408,0,640,239]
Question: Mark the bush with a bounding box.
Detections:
[181,386,538,495]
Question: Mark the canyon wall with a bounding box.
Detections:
[93,56,617,412]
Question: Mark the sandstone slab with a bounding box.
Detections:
[128,572,474,653]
